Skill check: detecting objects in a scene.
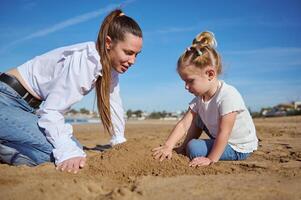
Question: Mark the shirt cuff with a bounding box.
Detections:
[110,135,126,146]
[52,136,86,164]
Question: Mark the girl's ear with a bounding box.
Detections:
[105,36,112,50]
[206,67,216,81]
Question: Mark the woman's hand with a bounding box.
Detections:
[188,156,214,167]
[152,145,173,161]
[56,156,86,174]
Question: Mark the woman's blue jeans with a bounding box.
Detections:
[0,81,54,166]
[186,116,251,161]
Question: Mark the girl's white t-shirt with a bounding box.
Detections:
[189,81,258,153]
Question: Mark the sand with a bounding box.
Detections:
[0,116,300,200]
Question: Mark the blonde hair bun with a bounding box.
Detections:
[192,31,217,48]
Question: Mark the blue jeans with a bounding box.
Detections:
[0,81,54,166]
[186,116,251,161]
[186,139,250,160]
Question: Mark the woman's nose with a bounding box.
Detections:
[128,55,136,65]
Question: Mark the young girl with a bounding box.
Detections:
[152,31,257,167]
[0,9,143,173]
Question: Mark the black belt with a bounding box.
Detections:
[0,73,42,109]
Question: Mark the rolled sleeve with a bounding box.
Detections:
[109,70,126,145]
[37,49,98,164]
[37,110,86,164]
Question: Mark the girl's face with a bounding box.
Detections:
[179,65,214,97]
[107,33,143,74]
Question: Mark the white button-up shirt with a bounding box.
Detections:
[17,42,126,164]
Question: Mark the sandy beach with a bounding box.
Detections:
[0,116,300,200]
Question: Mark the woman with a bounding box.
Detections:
[0,9,143,173]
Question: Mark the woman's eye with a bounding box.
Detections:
[125,51,133,56]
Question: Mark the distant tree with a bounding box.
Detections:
[251,112,261,118]
[161,110,167,118]
[148,112,161,119]
[126,109,133,118]
[287,109,301,116]
[79,108,90,114]
[134,110,143,118]
[148,111,169,119]
[68,109,78,114]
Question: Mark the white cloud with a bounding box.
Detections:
[22,4,118,41]
[0,0,135,53]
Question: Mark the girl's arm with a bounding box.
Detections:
[152,108,197,161]
[174,114,203,154]
[189,111,237,167]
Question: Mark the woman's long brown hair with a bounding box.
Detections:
[95,9,142,134]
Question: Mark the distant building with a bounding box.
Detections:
[64,108,100,124]
[294,101,301,110]
[261,108,286,117]
[261,101,301,117]
[161,111,184,120]
[126,111,149,120]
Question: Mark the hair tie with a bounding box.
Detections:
[119,12,125,17]
[196,48,202,56]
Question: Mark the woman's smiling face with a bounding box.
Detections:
[107,33,143,74]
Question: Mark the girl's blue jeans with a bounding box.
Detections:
[186,116,251,161]
[0,81,54,166]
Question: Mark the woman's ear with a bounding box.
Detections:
[105,36,112,50]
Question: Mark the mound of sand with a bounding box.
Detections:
[1,117,300,200]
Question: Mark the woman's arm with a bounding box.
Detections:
[189,111,237,167]
[152,108,197,161]
[37,50,99,173]
[109,70,126,145]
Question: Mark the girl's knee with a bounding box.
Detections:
[186,139,197,152]
[186,139,213,159]
[186,139,203,159]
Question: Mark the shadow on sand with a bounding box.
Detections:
[83,144,112,152]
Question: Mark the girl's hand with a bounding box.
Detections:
[56,156,86,174]
[152,145,173,161]
[189,156,214,167]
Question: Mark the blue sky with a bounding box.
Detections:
[1,0,301,112]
